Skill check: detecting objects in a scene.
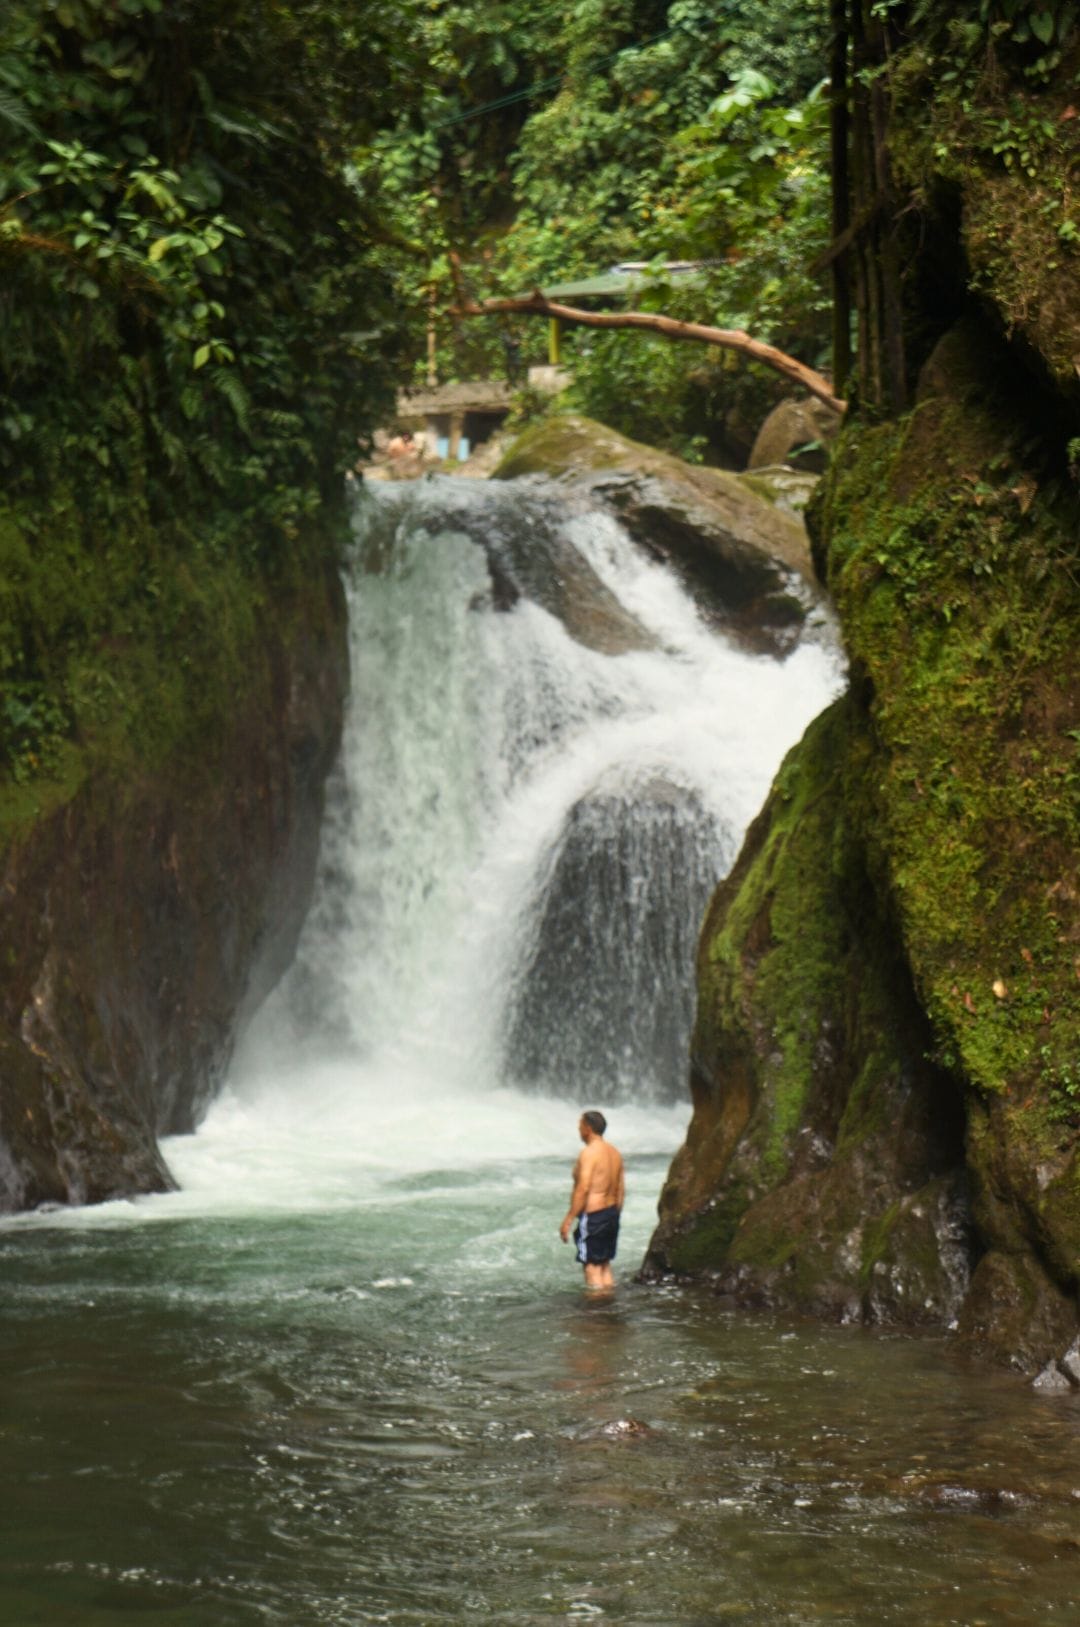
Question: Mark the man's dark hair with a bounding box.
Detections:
[582,1109,607,1136]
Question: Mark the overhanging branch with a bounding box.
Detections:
[454,291,846,415]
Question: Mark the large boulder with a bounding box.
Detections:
[0,568,347,1209]
[494,415,830,658]
[747,397,841,472]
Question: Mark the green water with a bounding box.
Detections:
[4,484,1072,1623]
[3,1147,1080,1625]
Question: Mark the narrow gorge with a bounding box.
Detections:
[6,0,1080,1619]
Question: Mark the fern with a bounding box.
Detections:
[0,88,35,135]
[212,367,252,438]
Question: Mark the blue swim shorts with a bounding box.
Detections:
[574,1205,620,1265]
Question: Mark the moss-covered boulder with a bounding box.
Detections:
[647,314,1080,1372]
[644,698,973,1329]
[494,415,826,657]
[646,6,1080,1376]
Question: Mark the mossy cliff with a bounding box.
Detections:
[646,696,971,1327]
[0,535,347,1210]
[0,0,411,1209]
[646,10,1080,1374]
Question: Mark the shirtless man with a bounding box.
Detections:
[559,1110,625,1290]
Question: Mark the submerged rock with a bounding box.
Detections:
[494,415,829,658]
[1032,1363,1073,1395]
[575,1417,657,1443]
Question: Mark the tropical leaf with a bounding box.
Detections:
[0,88,36,134]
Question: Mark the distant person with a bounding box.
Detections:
[560,1110,625,1290]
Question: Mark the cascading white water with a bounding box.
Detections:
[17,470,838,1222]
[153,473,841,1198]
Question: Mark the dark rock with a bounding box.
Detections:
[955,1250,1078,1376]
[0,568,348,1211]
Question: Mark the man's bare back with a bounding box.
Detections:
[559,1112,624,1289]
[573,1136,625,1213]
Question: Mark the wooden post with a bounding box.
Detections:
[548,316,561,366]
[427,285,438,387]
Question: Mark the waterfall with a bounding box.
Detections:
[232,475,842,1116]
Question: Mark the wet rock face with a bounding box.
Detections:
[0,571,347,1211]
[505,777,729,1105]
[494,415,829,658]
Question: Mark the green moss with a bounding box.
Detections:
[493,413,619,480]
[859,1200,902,1286]
[704,703,850,1179]
[816,335,1080,1128]
[667,1191,754,1274]
[0,476,343,839]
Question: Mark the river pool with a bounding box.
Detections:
[3,1124,1080,1625]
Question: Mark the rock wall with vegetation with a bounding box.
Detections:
[0,563,346,1210]
[0,1,411,1210]
[647,3,1080,1375]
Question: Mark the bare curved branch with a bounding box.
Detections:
[454,290,846,416]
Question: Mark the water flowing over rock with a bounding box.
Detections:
[494,415,833,657]
[254,476,842,1115]
[0,572,347,1210]
[368,477,656,656]
[505,774,729,1104]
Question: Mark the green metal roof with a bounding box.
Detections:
[539,266,708,302]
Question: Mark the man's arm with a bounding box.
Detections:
[614,1154,625,1212]
[559,1149,592,1242]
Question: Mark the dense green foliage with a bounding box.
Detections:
[1,0,835,795]
[1,0,414,793]
[360,0,831,457]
